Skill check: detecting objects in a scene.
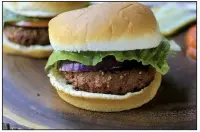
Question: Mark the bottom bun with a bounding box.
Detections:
[3,33,53,58]
[49,70,162,112]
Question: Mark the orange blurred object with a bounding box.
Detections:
[186,47,196,59]
[185,25,196,59]
[7,20,49,28]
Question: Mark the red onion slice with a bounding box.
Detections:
[59,63,97,72]
[59,56,143,72]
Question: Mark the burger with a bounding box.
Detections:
[45,2,171,112]
[3,2,89,58]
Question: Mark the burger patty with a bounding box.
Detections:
[4,25,50,46]
[63,66,156,95]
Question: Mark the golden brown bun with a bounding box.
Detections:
[3,34,52,58]
[49,70,162,112]
[3,2,89,17]
[49,2,162,51]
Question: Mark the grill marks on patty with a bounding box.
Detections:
[63,66,156,95]
[4,25,50,46]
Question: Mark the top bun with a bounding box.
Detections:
[49,2,163,52]
[3,2,89,18]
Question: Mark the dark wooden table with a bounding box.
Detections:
[3,30,197,129]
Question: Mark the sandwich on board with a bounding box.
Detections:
[45,2,171,112]
[3,2,89,58]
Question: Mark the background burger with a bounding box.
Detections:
[3,2,89,58]
[45,2,171,112]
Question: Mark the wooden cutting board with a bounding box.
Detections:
[3,31,197,129]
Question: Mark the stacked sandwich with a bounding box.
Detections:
[44,2,171,112]
[3,2,89,58]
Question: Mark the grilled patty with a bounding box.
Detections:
[4,25,50,46]
[63,66,156,95]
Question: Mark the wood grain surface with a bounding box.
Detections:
[3,31,197,129]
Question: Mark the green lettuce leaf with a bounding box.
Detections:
[45,39,170,75]
[3,8,50,26]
